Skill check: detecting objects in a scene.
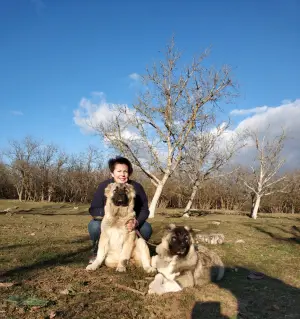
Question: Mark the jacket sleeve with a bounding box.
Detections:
[134,183,150,227]
[89,181,107,217]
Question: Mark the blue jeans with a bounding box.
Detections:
[88,219,153,243]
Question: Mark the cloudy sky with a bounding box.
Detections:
[0,0,299,168]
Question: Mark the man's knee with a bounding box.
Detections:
[88,219,101,242]
[139,221,152,241]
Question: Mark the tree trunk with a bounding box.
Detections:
[184,182,199,214]
[148,176,169,218]
[251,195,261,219]
[18,189,23,201]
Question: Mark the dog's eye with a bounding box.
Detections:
[171,237,177,242]
[184,236,189,242]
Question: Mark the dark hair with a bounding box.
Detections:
[108,156,133,176]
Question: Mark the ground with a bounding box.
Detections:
[0,200,300,319]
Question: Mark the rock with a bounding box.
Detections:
[195,233,225,245]
[73,207,79,210]
[30,233,36,236]
[235,239,245,244]
[182,213,190,218]
[211,221,221,225]
[59,289,69,295]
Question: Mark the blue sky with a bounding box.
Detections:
[0,0,299,158]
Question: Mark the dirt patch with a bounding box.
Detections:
[0,207,300,318]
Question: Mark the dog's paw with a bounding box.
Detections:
[165,272,180,281]
[145,266,156,274]
[86,264,98,271]
[116,265,127,272]
[170,255,179,265]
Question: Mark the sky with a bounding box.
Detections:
[0,0,299,168]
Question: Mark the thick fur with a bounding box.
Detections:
[148,224,224,294]
[86,183,155,273]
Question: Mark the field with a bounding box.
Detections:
[0,200,300,319]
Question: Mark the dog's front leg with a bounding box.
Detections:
[116,232,135,272]
[158,255,180,280]
[86,233,109,271]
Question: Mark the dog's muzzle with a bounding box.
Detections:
[112,190,129,206]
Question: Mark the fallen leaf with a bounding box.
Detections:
[30,306,42,311]
[59,289,70,295]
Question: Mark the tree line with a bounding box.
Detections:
[0,135,299,217]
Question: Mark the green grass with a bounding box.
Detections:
[0,201,299,318]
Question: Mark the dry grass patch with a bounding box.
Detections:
[0,203,299,318]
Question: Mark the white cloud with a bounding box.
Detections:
[229,99,300,170]
[91,91,104,97]
[129,73,141,81]
[73,94,122,134]
[74,93,300,171]
[128,73,142,89]
[281,99,292,105]
[74,93,168,170]
[230,105,269,116]
[11,110,23,116]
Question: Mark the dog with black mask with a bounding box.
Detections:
[86,183,155,273]
[148,224,224,294]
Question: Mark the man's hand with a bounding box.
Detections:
[126,219,138,232]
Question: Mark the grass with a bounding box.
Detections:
[0,201,300,319]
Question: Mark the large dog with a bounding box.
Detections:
[86,183,155,273]
[148,224,224,294]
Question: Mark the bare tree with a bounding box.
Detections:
[36,143,58,201]
[241,129,287,219]
[180,123,244,216]
[92,39,236,217]
[4,136,40,201]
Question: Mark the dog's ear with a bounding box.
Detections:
[184,225,193,233]
[104,183,114,197]
[185,226,195,241]
[167,223,176,231]
[126,184,136,199]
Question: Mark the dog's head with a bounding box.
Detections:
[165,224,194,257]
[105,183,135,207]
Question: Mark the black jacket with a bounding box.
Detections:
[89,179,150,227]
